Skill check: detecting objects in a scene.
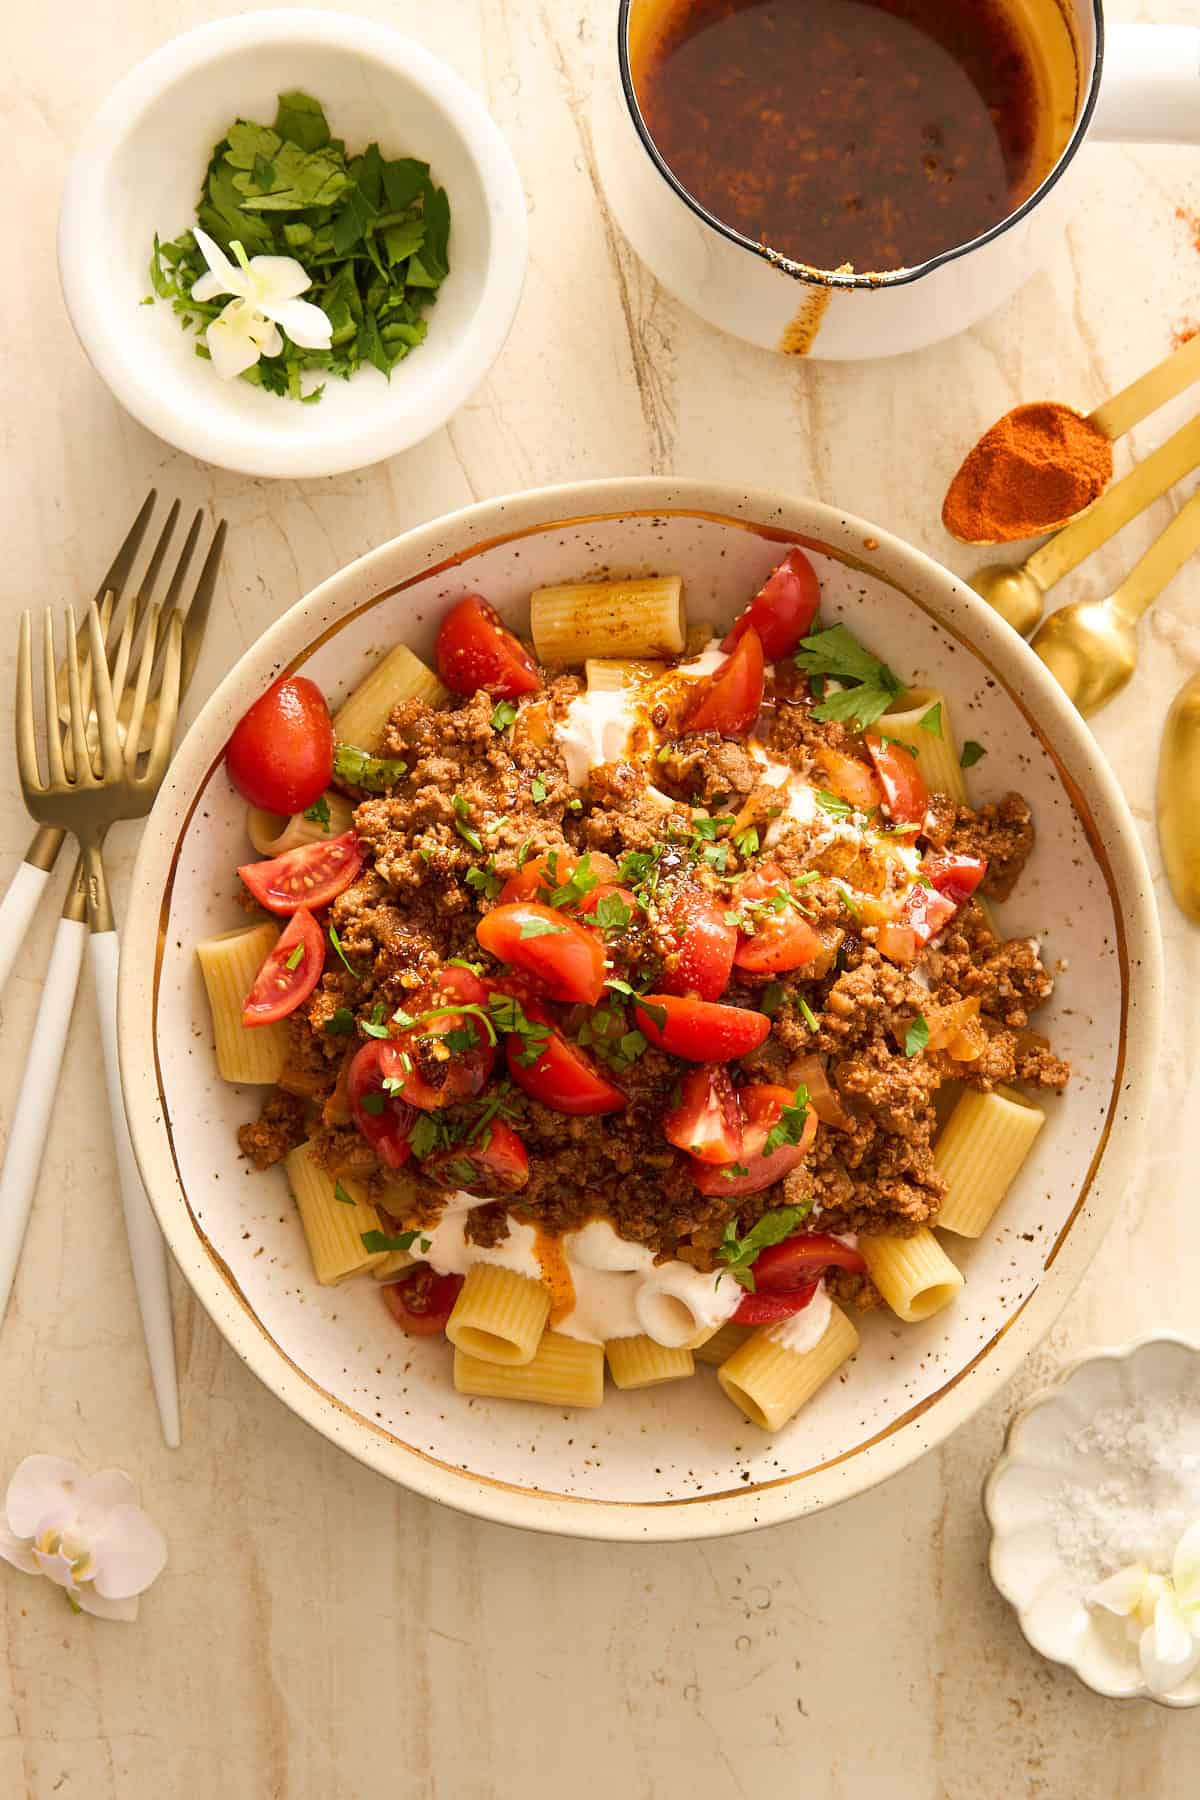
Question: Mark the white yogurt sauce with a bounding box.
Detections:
[764,1280,832,1354]
[557,689,640,786]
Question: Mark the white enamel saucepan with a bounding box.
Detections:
[117,478,1160,1541]
[594,2,1200,359]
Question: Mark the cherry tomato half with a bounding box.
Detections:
[238,831,363,915]
[722,549,820,661]
[576,883,638,927]
[815,746,883,813]
[388,965,497,1110]
[865,734,930,825]
[753,1231,866,1289]
[241,908,325,1027]
[633,994,771,1063]
[886,852,988,959]
[691,1083,816,1196]
[435,596,541,699]
[348,1040,417,1168]
[659,889,737,1001]
[732,1279,821,1325]
[731,866,823,974]
[476,903,607,1006]
[505,1001,625,1115]
[925,852,988,907]
[422,1120,530,1194]
[497,851,577,905]
[680,628,764,738]
[225,676,334,817]
[663,1066,743,1164]
[382,1266,464,1336]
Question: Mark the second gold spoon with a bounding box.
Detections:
[1030,485,1200,716]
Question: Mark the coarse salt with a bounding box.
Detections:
[1049,1394,1200,1590]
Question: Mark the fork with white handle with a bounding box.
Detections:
[0,496,224,1445]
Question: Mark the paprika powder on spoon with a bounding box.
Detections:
[942,402,1113,544]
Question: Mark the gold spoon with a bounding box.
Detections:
[973,413,1200,635]
[1030,485,1200,715]
[1158,671,1200,922]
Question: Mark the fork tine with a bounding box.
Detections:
[62,607,95,786]
[144,611,184,780]
[161,510,203,614]
[119,499,182,658]
[15,612,42,793]
[125,601,160,760]
[42,612,67,789]
[108,586,140,714]
[179,519,226,698]
[87,604,123,781]
[92,489,157,616]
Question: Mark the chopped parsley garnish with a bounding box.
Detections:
[285,941,305,971]
[702,843,730,873]
[733,826,760,859]
[960,740,987,769]
[531,776,548,804]
[918,702,944,739]
[760,981,785,1017]
[519,915,566,939]
[391,1007,417,1028]
[490,699,518,733]
[328,924,360,978]
[904,1014,930,1058]
[333,1181,356,1206]
[815,789,853,819]
[794,624,904,729]
[722,1163,750,1180]
[874,732,917,759]
[407,1001,498,1048]
[408,1115,440,1159]
[485,993,552,1066]
[452,794,483,852]
[617,847,662,887]
[635,998,668,1031]
[715,1202,813,1291]
[793,871,821,887]
[466,862,502,900]
[324,1007,356,1036]
[303,794,331,830]
[690,812,735,842]
[837,885,862,922]
[799,997,819,1033]
[358,1091,386,1115]
[547,853,598,909]
[763,1085,810,1155]
[361,1002,390,1040]
[447,957,484,975]
[516,838,533,868]
[333,743,408,792]
[360,1228,426,1255]
[591,892,632,935]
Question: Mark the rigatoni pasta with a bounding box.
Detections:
[445,1264,551,1365]
[692,1322,753,1367]
[605,1335,694,1389]
[246,791,355,857]
[197,923,288,1084]
[718,1305,859,1430]
[333,643,448,748]
[857,1228,964,1323]
[881,687,966,804]
[531,576,685,662]
[934,1086,1046,1237]
[453,1333,605,1408]
[284,1144,387,1285]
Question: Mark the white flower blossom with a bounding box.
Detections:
[0,1455,166,1622]
[190,227,332,381]
[1089,1520,1200,1695]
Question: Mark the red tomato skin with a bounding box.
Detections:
[681,629,765,738]
[633,994,771,1063]
[753,1232,866,1289]
[722,549,820,660]
[663,1066,743,1164]
[865,734,930,824]
[388,966,496,1110]
[225,676,333,816]
[476,903,607,1006]
[242,908,325,1026]
[435,596,541,699]
[815,746,883,812]
[382,1267,464,1335]
[422,1120,531,1193]
[576,883,638,922]
[238,832,363,915]
[659,890,737,1001]
[505,1024,625,1115]
[732,1279,821,1325]
[731,866,823,974]
[925,853,988,906]
[690,1084,816,1196]
[498,852,576,906]
[348,1041,416,1168]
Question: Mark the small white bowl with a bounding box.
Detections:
[57,10,527,478]
[984,1335,1200,1707]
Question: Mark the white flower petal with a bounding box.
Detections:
[247,255,313,302]
[206,301,268,381]
[90,1505,167,1600]
[5,1456,83,1538]
[73,1469,139,1539]
[192,227,248,301]
[1139,1615,1200,1697]
[0,1520,39,1575]
[1088,1563,1150,1618]
[32,1546,80,1592]
[188,272,225,304]
[259,295,333,350]
[1172,1519,1200,1602]
[77,1586,138,1623]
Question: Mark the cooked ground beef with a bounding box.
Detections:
[237,661,1067,1262]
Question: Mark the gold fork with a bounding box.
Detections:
[0,513,222,1445]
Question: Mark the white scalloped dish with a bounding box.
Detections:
[985,1336,1200,1706]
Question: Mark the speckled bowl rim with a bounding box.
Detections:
[983,1333,1200,1708]
[117,476,1163,1541]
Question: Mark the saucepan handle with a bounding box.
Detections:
[1091,22,1200,144]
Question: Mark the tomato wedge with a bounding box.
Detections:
[388,965,497,1110]
[347,1041,416,1168]
[880,851,989,963]
[422,1121,530,1193]
[242,908,324,1026]
[722,549,820,661]
[815,747,883,813]
[382,1267,464,1336]
[576,882,638,924]
[659,889,737,1001]
[926,852,988,906]
[731,866,823,974]
[225,675,333,816]
[732,1279,821,1325]
[498,851,577,905]
[505,1001,625,1115]
[663,1066,742,1164]
[435,595,541,699]
[866,734,930,824]
[691,1083,816,1195]
[681,628,764,738]
[633,994,770,1062]
[476,903,606,1005]
[754,1231,866,1289]
[239,831,363,915]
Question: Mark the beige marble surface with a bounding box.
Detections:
[4,0,1200,1793]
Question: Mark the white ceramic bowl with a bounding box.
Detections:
[985,1336,1200,1707]
[118,477,1162,1540]
[57,10,527,478]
